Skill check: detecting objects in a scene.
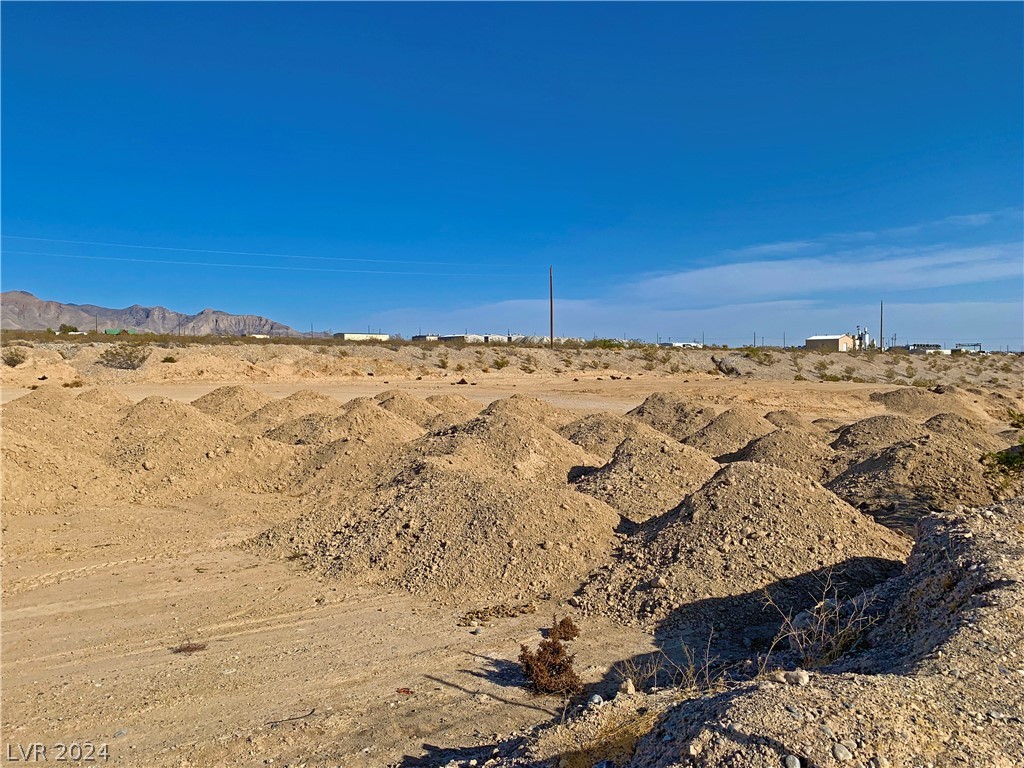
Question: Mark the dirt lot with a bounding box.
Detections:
[2,342,1022,766]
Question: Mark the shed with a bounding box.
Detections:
[805,334,854,352]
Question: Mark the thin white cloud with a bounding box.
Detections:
[628,243,1022,306]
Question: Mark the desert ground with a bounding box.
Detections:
[2,339,1022,767]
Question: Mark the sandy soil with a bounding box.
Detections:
[2,343,1021,767]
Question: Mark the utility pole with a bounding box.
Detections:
[549,266,554,349]
[879,301,884,351]
[783,331,786,348]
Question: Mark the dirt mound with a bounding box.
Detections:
[625,392,716,441]
[924,411,1010,452]
[481,394,574,429]
[574,435,720,523]
[681,406,776,458]
[266,397,423,448]
[830,414,928,458]
[869,385,972,419]
[618,502,1024,768]
[258,412,616,602]
[762,409,808,429]
[106,396,300,499]
[75,386,133,411]
[411,411,601,483]
[373,389,448,429]
[262,412,343,445]
[578,462,910,636]
[271,461,620,603]
[236,389,343,431]
[812,417,848,432]
[827,433,1013,534]
[191,385,273,422]
[1,389,119,510]
[423,393,483,422]
[727,426,838,482]
[559,413,674,460]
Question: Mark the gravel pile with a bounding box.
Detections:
[236,389,344,431]
[574,434,720,523]
[681,406,777,458]
[559,413,675,461]
[625,392,716,441]
[827,432,1015,534]
[191,384,272,422]
[726,426,839,482]
[577,461,910,636]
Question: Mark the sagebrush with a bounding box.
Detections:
[98,344,150,370]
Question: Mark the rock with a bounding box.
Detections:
[142,460,155,471]
[783,669,810,686]
[587,694,604,709]
[783,756,801,768]
[832,742,854,761]
[651,576,669,589]
[619,677,636,696]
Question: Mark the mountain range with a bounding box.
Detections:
[0,291,300,336]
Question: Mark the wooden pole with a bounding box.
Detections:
[549,266,554,349]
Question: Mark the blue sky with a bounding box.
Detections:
[2,3,1021,348]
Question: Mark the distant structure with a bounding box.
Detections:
[102,328,139,336]
[904,343,950,355]
[659,341,704,349]
[805,334,855,352]
[410,332,581,345]
[333,332,390,342]
[805,326,873,353]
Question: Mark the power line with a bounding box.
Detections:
[1,235,517,267]
[0,250,533,278]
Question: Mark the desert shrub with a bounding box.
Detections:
[668,362,681,374]
[98,343,150,370]
[454,362,466,372]
[548,615,580,642]
[911,378,938,388]
[983,442,1024,476]
[437,356,449,369]
[813,360,829,374]
[905,364,917,378]
[1007,409,1024,429]
[493,356,509,370]
[161,355,178,363]
[58,323,78,334]
[170,639,208,655]
[62,380,85,388]
[743,348,776,366]
[519,638,583,695]
[765,574,878,668]
[2,347,27,367]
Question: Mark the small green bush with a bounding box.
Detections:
[161,355,178,363]
[2,347,27,367]
[98,343,150,370]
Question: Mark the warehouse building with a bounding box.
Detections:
[805,334,855,352]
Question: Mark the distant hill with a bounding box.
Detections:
[0,291,301,336]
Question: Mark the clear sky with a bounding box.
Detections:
[2,2,1022,348]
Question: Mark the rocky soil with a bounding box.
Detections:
[2,353,1022,767]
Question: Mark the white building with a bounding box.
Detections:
[333,332,390,342]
